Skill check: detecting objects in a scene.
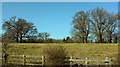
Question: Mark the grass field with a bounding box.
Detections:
[4,43,119,65]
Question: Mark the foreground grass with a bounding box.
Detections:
[5,43,118,65]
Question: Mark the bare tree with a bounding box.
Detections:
[71,11,90,43]
[90,7,109,43]
[38,32,50,42]
[2,16,37,43]
[105,13,118,43]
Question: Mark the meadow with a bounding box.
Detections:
[4,43,119,65]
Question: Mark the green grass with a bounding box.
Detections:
[4,43,119,65]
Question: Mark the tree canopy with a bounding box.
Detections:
[71,7,119,43]
[2,16,37,43]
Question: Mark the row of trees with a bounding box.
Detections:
[2,7,120,43]
[1,16,72,43]
[2,16,51,43]
[71,7,120,43]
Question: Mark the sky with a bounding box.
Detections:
[1,0,120,2]
[2,2,118,39]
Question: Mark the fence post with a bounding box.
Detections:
[42,55,45,65]
[96,60,99,67]
[23,55,26,65]
[85,58,88,67]
[4,54,8,64]
[105,57,109,67]
[70,56,72,67]
[109,58,112,67]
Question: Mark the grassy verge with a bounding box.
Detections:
[3,43,118,65]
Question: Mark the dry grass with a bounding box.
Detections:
[4,43,118,65]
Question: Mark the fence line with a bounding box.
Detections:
[3,54,45,65]
[2,54,112,66]
[69,56,112,67]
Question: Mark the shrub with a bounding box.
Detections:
[43,45,68,65]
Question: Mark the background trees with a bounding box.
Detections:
[90,7,110,43]
[90,7,119,43]
[2,7,119,43]
[2,16,38,43]
[38,32,50,42]
[105,13,118,43]
[71,11,90,43]
[71,7,119,43]
[2,16,17,43]
[62,36,73,43]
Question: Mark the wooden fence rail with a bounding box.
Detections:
[69,56,112,67]
[3,54,45,65]
[2,54,112,66]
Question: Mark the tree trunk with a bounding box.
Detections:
[114,36,118,43]
[109,32,112,43]
[20,33,23,43]
[85,36,88,43]
[99,33,102,43]
[16,32,19,43]
[82,37,84,43]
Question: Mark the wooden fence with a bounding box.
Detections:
[3,54,45,65]
[0,54,2,60]
[69,56,112,67]
[2,54,112,66]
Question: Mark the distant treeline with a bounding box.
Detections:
[2,7,120,43]
[21,36,73,43]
